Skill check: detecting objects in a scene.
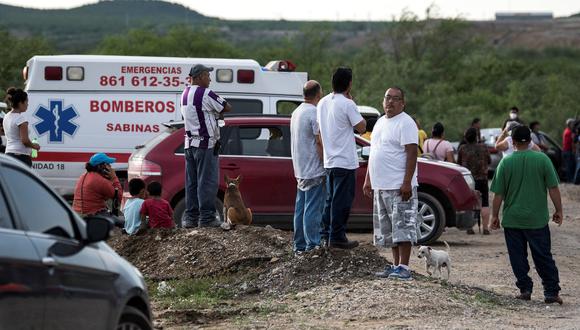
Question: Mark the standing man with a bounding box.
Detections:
[290,80,325,255]
[502,106,524,130]
[491,125,563,304]
[562,118,576,183]
[317,67,366,249]
[181,64,231,228]
[364,87,419,280]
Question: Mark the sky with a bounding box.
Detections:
[1,0,579,21]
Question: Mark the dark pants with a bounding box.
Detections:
[504,226,561,298]
[6,153,32,167]
[320,168,356,243]
[563,151,576,183]
[184,147,218,225]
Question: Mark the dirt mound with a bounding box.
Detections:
[107,226,388,294]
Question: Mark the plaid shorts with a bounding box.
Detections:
[373,188,419,248]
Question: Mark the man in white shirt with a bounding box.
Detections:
[317,67,366,249]
[290,80,325,255]
[181,64,231,228]
[363,87,419,280]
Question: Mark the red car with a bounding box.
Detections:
[127,115,478,244]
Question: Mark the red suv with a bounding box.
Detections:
[127,115,478,244]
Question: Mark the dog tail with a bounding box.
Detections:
[443,241,450,252]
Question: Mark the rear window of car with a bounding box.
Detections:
[226,99,262,114]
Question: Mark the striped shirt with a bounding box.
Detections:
[180,85,227,149]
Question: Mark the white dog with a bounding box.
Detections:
[417,241,451,280]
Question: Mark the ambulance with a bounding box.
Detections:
[24,55,308,198]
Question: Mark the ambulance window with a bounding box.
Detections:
[226,99,262,114]
[276,101,301,115]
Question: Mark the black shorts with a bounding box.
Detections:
[475,179,489,207]
[6,153,32,167]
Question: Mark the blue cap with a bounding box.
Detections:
[89,153,116,166]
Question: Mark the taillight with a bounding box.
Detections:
[44,66,63,80]
[216,69,233,83]
[128,158,162,179]
[66,66,84,81]
[237,69,255,84]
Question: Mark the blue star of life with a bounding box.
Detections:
[34,100,79,143]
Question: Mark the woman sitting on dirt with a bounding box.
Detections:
[72,153,123,218]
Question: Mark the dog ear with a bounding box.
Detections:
[428,247,432,250]
[224,174,229,183]
[236,175,242,183]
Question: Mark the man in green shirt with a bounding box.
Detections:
[490,125,564,305]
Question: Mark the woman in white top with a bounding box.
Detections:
[3,87,40,167]
[422,122,455,162]
[495,122,540,157]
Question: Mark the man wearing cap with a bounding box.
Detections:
[73,153,122,217]
[491,125,564,305]
[181,64,232,228]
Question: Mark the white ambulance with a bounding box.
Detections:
[24,55,308,197]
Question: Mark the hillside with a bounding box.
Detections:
[0,0,212,51]
[3,0,579,53]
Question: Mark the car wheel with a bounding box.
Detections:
[417,192,446,245]
[173,197,224,227]
[116,306,151,330]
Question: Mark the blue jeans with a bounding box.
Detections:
[320,168,356,243]
[504,226,561,298]
[563,151,576,183]
[184,147,218,225]
[293,182,325,252]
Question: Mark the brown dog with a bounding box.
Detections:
[223,175,252,226]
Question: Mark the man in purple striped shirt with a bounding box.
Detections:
[181,64,232,228]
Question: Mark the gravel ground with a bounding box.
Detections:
[111,184,580,329]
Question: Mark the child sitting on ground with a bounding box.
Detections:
[123,178,147,235]
[140,181,174,230]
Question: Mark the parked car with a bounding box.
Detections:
[477,128,502,177]
[127,115,478,244]
[0,154,152,329]
[480,127,564,179]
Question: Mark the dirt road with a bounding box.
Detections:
[113,184,580,329]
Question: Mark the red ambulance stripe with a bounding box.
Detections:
[34,152,132,163]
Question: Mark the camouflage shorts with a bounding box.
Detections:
[373,188,419,248]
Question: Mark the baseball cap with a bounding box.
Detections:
[189,64,214,78]
[89,153,116,166]
[512,125,531,143]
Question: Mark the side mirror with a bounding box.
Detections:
[361,146,371,160]
[84,215,114,243]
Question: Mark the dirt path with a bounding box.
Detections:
[139,184,580,329]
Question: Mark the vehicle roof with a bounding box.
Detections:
[164,115,292,128]
[28,55,261,67]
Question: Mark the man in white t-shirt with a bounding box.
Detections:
[317,67,366,249]
[363,87,419,281]
[290,80,325,255]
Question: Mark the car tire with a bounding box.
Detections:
[173,197,224,227]
[417,192,446,245]
[116,305,152,330]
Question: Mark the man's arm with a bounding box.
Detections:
[315,134,324,162]
[401,144,418,201]
[354,119,366,134]
[490,194,503,230]
[548,187,563,226]
[222,101,232,113]
[363,166,372,198]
